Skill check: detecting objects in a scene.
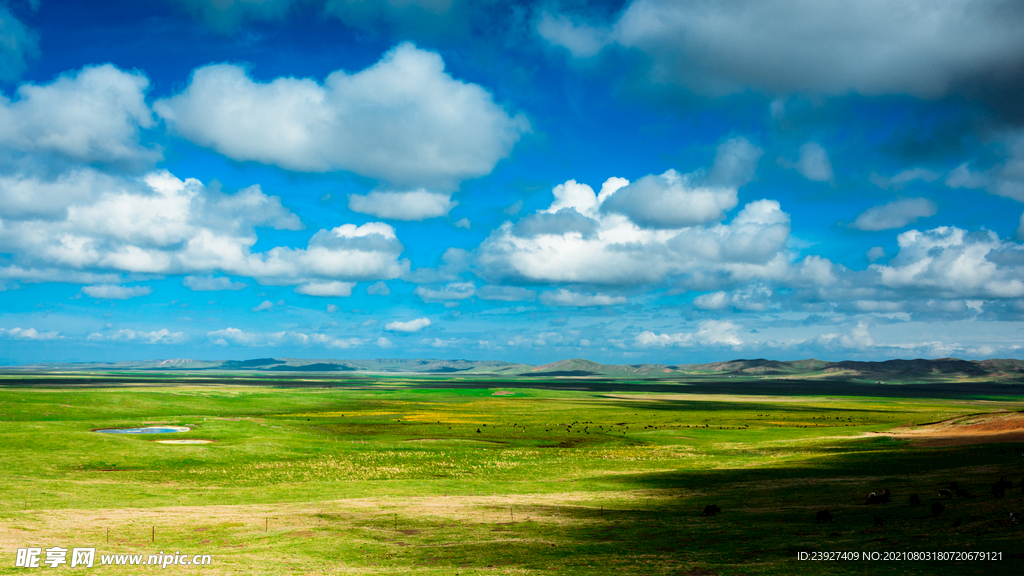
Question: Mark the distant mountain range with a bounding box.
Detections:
[6,357,1024,381]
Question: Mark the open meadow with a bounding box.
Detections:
[1,373,1023,575]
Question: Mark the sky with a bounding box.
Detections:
[2,0,1024,365]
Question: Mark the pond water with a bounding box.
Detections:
[94,426,191,434]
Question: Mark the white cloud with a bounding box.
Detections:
[817,322,875,350]
[693,291,728,310]
[0,6,38,82]
[539,289,626,307]
[0,327,59,340]
[326,304,338,313]
[0,64,159,167]
[81,284,152,299]
[454,217,470,229]
[602,169,738,228]
[536,12,611,58]
[636,320,743,347]
[155,43,530,188]
[207,327,364,348]
[693,285,773,311]
[348,189,457,220]
[183,275,247,291]
[414,282,475,302]
[87,328,187,344]
[0,169,409,287]
[252,300,274,311]
[870,168,940,190]
[945,163,989,190]
[540,0,1024,98]
[384,317,431,333]
[1019,212,1024,241]
[376,337,393,348]
[872,226,1024,299]
[708,137,763,188]
[867,246,887,261]
[794,142,833,182]
[294,281,355,297]
[477,175,792,287]
[367,281,391,296]
[852,198,937,231]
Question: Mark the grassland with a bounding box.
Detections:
[0,374,1022,575]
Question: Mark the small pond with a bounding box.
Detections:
[94,426,191,434]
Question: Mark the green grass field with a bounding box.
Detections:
[1,375,1022,575]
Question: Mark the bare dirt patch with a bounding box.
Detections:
[880,411,1024,447]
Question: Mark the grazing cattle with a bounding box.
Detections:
[955,488,972,499]
[992,483,1006,499]
[815,510,833,523]
[909,494,922,506]
[702,505,721,516]
[952,518,963,528]
[931,502,945,516]
[938,489,953,500]
[866,488,891,504]
[873,516,885,527]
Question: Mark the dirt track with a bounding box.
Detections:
[881,410,1024,447]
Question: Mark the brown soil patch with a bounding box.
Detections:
[491,391,515,395]
[880,411,1024,447]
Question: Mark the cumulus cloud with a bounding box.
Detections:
[183,275,246,291]
[946,163,989,190]
[366,281,391,296]
[852,198,937,231]
[294,281,355,297]
[0,169,409,287]
[252,300,274,311]
[376,337,393,348]
[636,320,743,347]
[87,328,187,344]
[155,43,530,188]
[867,246,887,261]
[414,282,475,303]
[477,173,792,286]
[0,65,159,168]
[385,317,431,333]
[536,12,611,58]
[208,327,364,348]
[0,327,59,340]
[0,6,38,82]
[348,189,456,220]
[872,226,1024,299]
[602,169,738,228]
[540,0,1024,98]
[693,285,772,311]
[708,137,763,188]
[539,289,626,307]
[81,284,152,299]
[794,142,833,182]
[816,322,875,350]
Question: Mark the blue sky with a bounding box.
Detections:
[2,0,1024,365]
